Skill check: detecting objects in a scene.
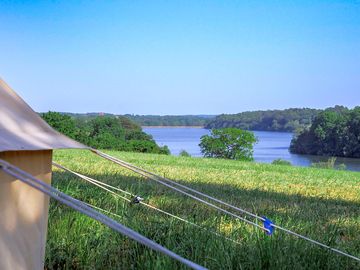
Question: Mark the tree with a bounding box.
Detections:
[41,111,77,139]
[290,107,360,158]
[41,113,170,155]
[199,128,257,160]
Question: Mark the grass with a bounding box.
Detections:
[46,149,360,269]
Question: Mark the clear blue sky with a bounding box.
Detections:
[0,1,359,115]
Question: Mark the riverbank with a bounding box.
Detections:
[142,125,204,128]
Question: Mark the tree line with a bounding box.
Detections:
[41,112,170,154]
[124,114,213,126]
[58,107,355,135]
[205,108,321,132]
[290,106,360,158]
[61,113,214,127]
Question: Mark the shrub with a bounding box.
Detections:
[158,145,171,155]
[337,163,347,171]
[179,150,191,157]
[272,159,292,166]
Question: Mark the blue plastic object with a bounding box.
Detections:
[262,217,275,235]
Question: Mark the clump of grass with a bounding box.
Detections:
[45,149,360,269]
[311,157,347,171]
[311,157,337,169]
[272,159,292,166]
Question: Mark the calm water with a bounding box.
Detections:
[144,127,360,172]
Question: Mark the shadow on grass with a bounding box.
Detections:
[52,170,360,222]
[47,170,360,270]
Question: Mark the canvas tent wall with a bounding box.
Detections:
[0,78,87,270]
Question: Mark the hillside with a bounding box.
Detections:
[60,112,215,127]
[125,114,215,127]
[59,109,321,131]
[47,150,360,269]
[205,108,321,132]
[56,107,352,132]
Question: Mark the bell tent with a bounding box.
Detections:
[0,78,87,270]
[0,78,205,270]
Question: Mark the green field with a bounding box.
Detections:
[46,150,360,269]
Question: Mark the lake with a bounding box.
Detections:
[143,127,360,172]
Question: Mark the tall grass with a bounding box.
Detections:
[45,150,360,269]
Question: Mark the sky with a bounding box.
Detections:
[0,1,359,115]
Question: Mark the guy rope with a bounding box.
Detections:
[91,149,360,264]
[0,158,207,270]
[52,162,241,245]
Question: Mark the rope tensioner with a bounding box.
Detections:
[131,195,144,204]
[262,217,275,235]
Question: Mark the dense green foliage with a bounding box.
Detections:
[46,150,360,269]
[205,108,320,132]
[125,114,213,127]
[41,112,170,154]
[199,128,257,160]
[290,106,360,158]
[42,111,78,138]
[60,113,213,127]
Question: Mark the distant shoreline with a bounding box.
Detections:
[142,126,204,128]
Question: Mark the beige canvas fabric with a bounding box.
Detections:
[0,78,88,152]
[0,150,52,270]
[0,78,89,270]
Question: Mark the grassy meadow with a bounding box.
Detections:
[46,150,360,269]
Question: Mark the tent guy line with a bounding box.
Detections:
[93,150,269,232]
[0,158,207,270]
[91,149,360,263]
[52,161,242,245]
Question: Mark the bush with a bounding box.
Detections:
[158,145,171,155]
[179,150,191,157]
[272,159,292,166]
[337,163,347,171]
